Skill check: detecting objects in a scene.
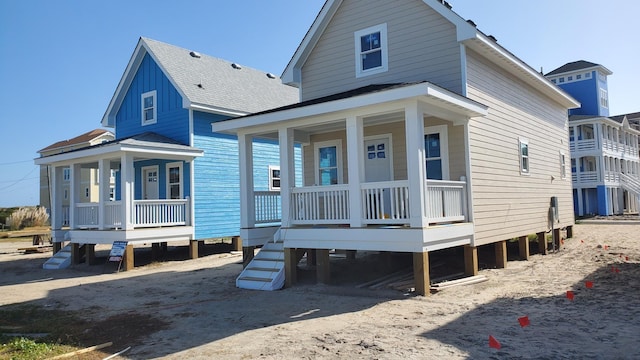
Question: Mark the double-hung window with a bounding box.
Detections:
[560,152,567,179]
[268,166,281,191]
[63,168,70,182]
[166,162,182,199]
[354,24,388,78]
[141,90,157,125]
[519,138,530,175]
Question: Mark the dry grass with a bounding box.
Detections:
[6,208,49,231]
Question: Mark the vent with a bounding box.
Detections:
[189,51,201,58]
[231,63,242,70]
[487,35,498,42]
[266,73,276,79]
[466,19,476,27]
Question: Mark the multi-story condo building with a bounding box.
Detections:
[546,61,640,216]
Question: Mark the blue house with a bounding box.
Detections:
[546,61,640,216]
[35,38,299,269]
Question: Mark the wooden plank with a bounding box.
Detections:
[464,245,478,276]
[431,275,488,290]
[432,275,487,287]
[48,342,113,359]
[518,235,530,260]
[495,240,507,269]
[413,252,430,296]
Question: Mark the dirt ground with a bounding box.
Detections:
[1,219,639,359]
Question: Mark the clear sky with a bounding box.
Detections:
[1,0,638,207]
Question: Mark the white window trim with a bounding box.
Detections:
[166,162,183,200]
[519,137,530,175]
[599,88,608,108]
[354,23,388,78]
[314,140,343,185]
[425,125,450,180]
[141,90,157,126]
[268,165,281,191]
[560,151,567,179]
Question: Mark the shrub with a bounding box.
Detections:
[6,207,49,230]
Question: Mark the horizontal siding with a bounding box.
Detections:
[301,0,462,101]
[115,53,189,144]
[466,49,574,245]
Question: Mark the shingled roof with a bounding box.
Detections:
[102,38,299,126]
[38,129,113,153]
[546,60,612,76]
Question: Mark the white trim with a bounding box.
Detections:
[519,137,530,175]
[166,162,183,200]
[364,133,394,181]
[314,139,343,185]
[268,165,281,191]
[560,151,567,180]
[425,125,450,180]
[460,44,468,97]
[141,90,157,126]
[354,23,388,78]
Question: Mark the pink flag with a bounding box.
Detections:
[489,335,501,349]
[566,291,575,300]
[518,316,530,328]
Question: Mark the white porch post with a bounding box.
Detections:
[51,166,63,230]
[238,132,255,229]
[346,115,364,227]
[279,128,295,227]
[405,101,428,228]
[121,154,135,230]
[576,187,584,216]
[69,163,81,229]
[98,159,110,230]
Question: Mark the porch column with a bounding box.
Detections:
[279,128,295,227]
[238,132,255,229]
[121,154,135,230]
[50,166,63,230]
[98,158,110,230]
[404,101,428,228]
[69,163,81,229]
[576,188,584,217]
[346,115,364,227]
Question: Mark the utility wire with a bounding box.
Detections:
[0,159,34,166]
[0,166,38,191]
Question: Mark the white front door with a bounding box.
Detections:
[142,166,159,200]
[364,135,393,218]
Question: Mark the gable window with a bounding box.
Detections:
[141,90,157,125]
[354,23,388,78]
[315,140,343,185]
[519,138,529,175]
[166,162,182,199]
[560,152,567,179]
[63,168,70,182]
[268,166,281,191]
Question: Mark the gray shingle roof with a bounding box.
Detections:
[141,38,299,114]
[545,60,610,76]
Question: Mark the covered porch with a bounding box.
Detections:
[35,133,203,267]
[214,83,488,294]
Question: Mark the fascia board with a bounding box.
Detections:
[189,103,249,117]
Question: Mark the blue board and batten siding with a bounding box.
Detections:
[115,53,189,144]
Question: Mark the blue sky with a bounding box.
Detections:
[1,0,638,207]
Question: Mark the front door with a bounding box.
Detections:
[142,166,159,200]
[364,135,392,218]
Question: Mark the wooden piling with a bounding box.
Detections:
[464,245,478,276]
[495,240,507,269]
[316,249,331,284]
[518,235,530,261]
[413,251,430,296]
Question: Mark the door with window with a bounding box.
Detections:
[142,166,159,200]
[315,140,342,185]
[364,136,392,219]
[424,126,449,180]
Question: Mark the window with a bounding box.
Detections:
[424,126,449,180]
[166,162,182,199]
[63,168,70,182]
[559,77,565,83]
[600,88,608,108]
[109,187,115,201]
[141,90,157,125]
[354,23,388,78]
[519,138,529,175]
[551,79,556,84]
[315,140,343,185]
[560,152,567,179]
[576,74,582,80]
[585,72,591,78]
[567,76,573,81]
[85,187,89,198]
[64,189,68,200]
[268,166,281,191]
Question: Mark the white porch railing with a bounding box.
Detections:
[255,191,281,224]
[62,205,70,226]
[291,185,350,225]
[605,171,621,183]
[361,181,410,224]
[570,139,597,152]
[572,171,600,183]
[105,201,122,229]
[76,203,99,228]
[286,179,467,226]
[134,199,189,228]
[426,180,467,223]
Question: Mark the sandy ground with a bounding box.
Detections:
[1,220,639,359]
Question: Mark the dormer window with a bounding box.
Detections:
[141,90,157,125]
[354,24,388,78]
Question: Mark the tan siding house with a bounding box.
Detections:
[214,0,579,294]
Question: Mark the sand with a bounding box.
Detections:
[1,219,639,359]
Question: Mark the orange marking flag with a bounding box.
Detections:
[566,291,575,301]
[489,335,502,349]
[518,315,530,328]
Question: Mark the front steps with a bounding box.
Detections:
[42,244,73,270]
[236,238,285,291]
